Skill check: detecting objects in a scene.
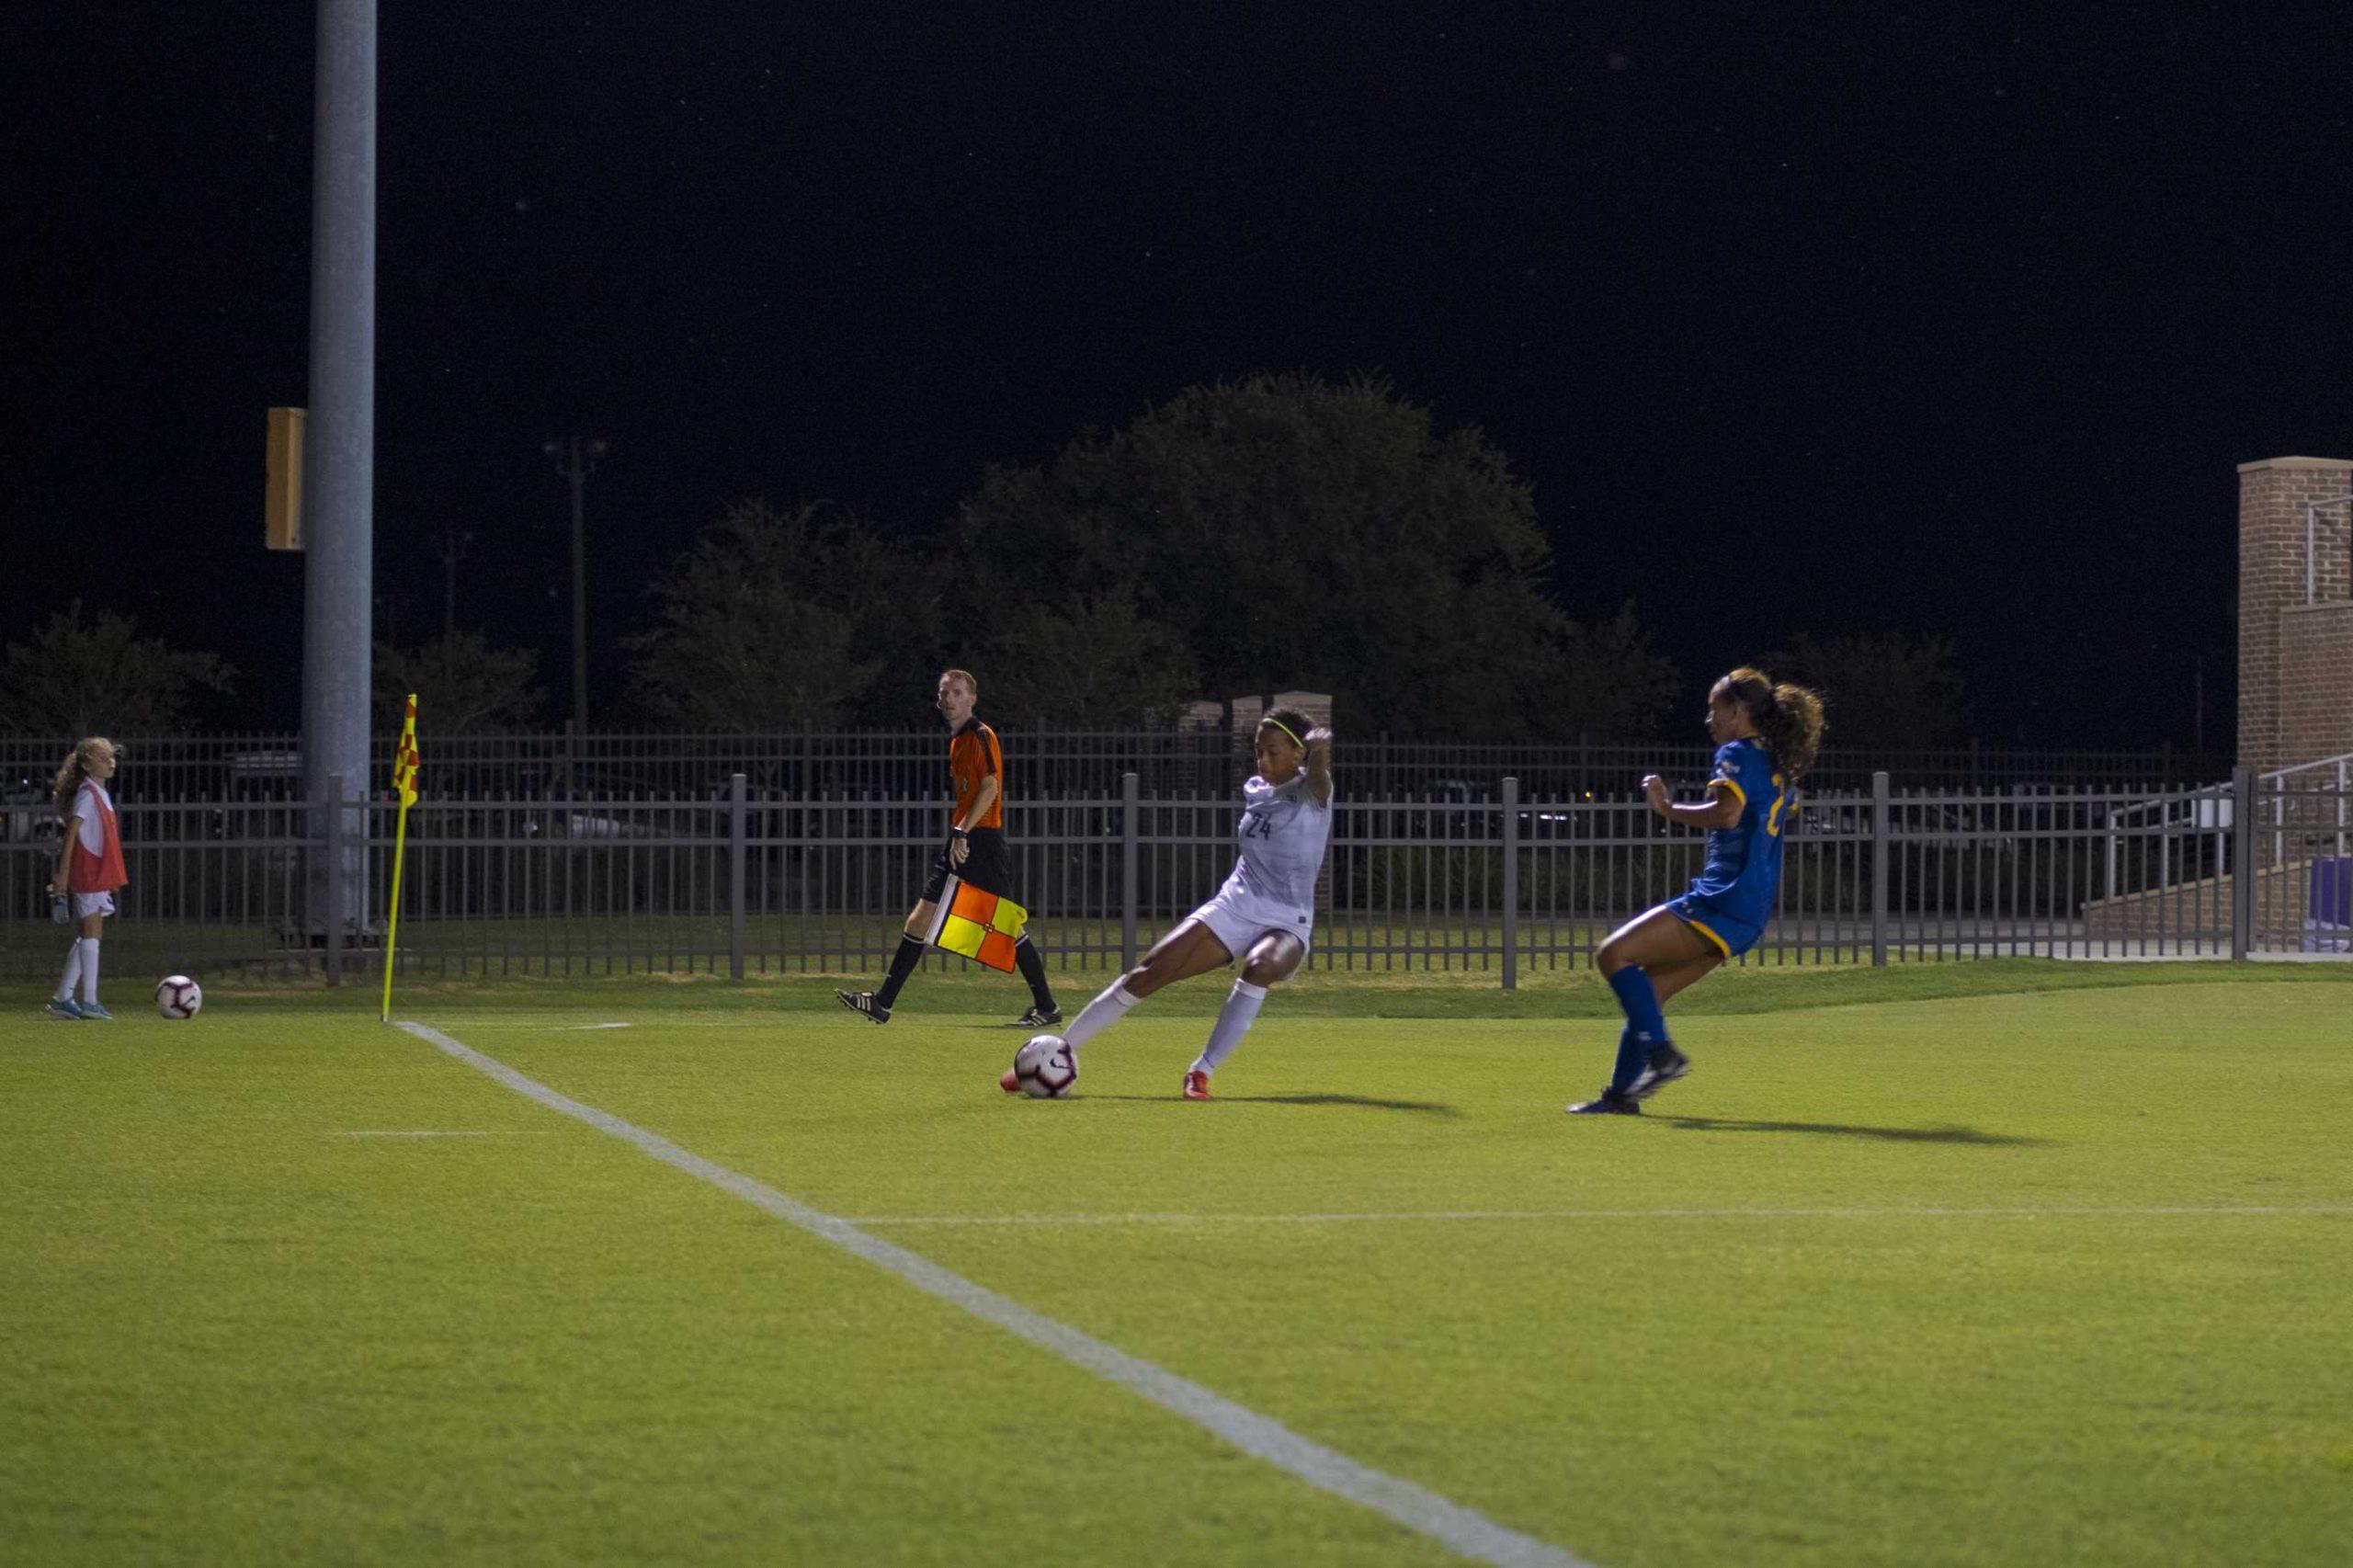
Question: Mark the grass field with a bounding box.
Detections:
[4,961,2349,1565]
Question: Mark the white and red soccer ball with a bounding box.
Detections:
[1010,1034,1077,1098]
[155,974,202,1019]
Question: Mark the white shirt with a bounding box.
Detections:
[1222,771,1333,911]
[74,780,112,855]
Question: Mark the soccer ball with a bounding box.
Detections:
[1011,1034,1078,1098]
[155,974,202,1020]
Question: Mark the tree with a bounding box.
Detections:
[968,591,1200,729]
[1762,631,1968,753]
[373,631,545,733]
[1552,602,1682,740]
[625,500,934,731]
[947,372,1598,740]
[0,601,234,736]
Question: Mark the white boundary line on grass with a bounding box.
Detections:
[845,1204,2353,1227]
[333,1130,555,1138]
[393,1021,1588,1568]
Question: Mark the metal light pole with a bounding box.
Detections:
[302,0,375,944]
[545,436,606,740]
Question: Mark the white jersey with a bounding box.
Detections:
[74,781,113,854]
[1221,772,1333,912]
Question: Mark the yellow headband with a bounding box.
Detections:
[1263,717,1302,748]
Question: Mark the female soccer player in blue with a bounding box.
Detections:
[1568,667,1824,1115]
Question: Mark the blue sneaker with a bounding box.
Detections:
[44,998,84,1020]
[75,1001,114,1021]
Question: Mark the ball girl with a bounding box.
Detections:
[1009,707,1334,1099]
[45,737,129,1020]
[1569,669,1824,1115]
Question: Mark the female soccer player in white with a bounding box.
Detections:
[1006,707,1334,1099]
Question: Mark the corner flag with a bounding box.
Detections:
[381,694,420,1021]
[392,696,419,805]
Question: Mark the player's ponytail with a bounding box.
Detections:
[1760,683,1824,778]
[51,737,111,817]
[1715,669,1824,779]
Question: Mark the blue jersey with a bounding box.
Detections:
[1685,737,1797,925]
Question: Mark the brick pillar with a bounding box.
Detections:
[2236,456,2353,769]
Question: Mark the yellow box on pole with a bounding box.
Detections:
[266,406,305,551]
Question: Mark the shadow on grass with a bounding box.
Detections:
[1654,1115,2046,1146]
[1085,1092,1461,1116]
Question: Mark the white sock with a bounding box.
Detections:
[1190,980,1267,1075]
[77,938,100,1005]
[56,939,84,1003]
[1063,981,1141,1051]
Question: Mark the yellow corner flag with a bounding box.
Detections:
[392,696,420,805]
[381,695,420,1022]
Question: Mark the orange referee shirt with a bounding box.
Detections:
[949,718,1004,831]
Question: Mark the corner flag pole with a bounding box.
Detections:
[381,694,419,1023]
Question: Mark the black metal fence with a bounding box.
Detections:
[0,731,2226,808]
[5,770,2342,988]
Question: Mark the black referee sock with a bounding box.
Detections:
[874,936,926,1008]
[1014,935,1056,1011]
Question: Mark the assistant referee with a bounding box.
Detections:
[836,667,1061,1026]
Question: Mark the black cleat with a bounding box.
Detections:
[1016,1005,1063,1028]
[835,990,892,1025]
[1628,1041,1690,1101]
[1566,1087,1642,1116]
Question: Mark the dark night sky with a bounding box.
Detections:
[7,3,2351,746]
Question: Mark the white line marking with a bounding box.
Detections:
[436,1020,637,1030]
[395,1021,1586,1568]
[333,1130,554,1138]
[847,1205,2353,1227]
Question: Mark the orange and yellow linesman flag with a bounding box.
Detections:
[921,875,1028,972]
[381,693,421,1022]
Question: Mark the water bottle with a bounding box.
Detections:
[51,889,69,924]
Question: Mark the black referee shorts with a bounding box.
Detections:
[921,826,1017,904]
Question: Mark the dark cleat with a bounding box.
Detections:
[1566,1087,1642,1116]
[835,990,892,1025]
[1016,1005,1063,1028]
[1628,1041,1690,1101]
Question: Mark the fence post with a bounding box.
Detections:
[729,771,747,981]
[1120,770,1140,971]
[2231,765,2255,960]
[1870,770,1890,967]
[324,773,345,988]
[1500,776,1518,991]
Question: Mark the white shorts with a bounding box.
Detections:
[1187,888,1313,960]
[71,892,116,919]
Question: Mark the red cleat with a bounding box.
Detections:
[999,1068,1023,1095]
[1182,1069,1212,1100]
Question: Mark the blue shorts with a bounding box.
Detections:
[1666,892,1762,959]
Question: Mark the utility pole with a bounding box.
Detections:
[544,436,606,740]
